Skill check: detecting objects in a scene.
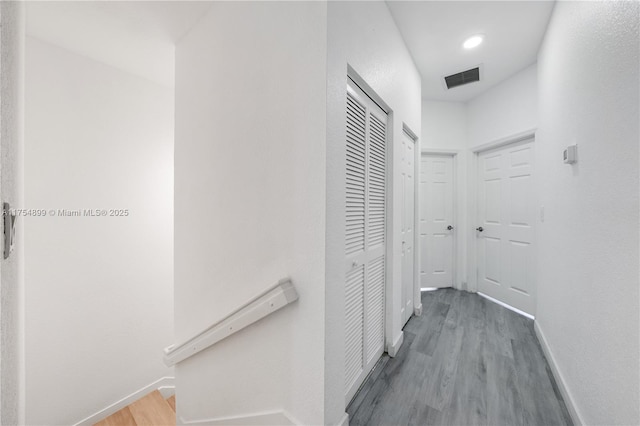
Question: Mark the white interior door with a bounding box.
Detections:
[420,155,454,288]
[477,140,535,315]
[344,79,386,404]
[401,130,415,326]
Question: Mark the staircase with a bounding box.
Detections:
[94,390,175,426]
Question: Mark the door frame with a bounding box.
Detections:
[402,125,421,319]
[469,128,537,294]
[420,149,459,291]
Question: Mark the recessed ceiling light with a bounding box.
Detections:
[463,34,484,49]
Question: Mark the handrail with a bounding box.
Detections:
[163,278,298,366]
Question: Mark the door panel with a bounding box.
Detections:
[344,265,364,393]
[420,155,454,288]
[344,79,387,404]
[366,255,385,364]
[401,131,415,326]
[477,140,535,315]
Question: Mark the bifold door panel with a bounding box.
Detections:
[344,79,387,404]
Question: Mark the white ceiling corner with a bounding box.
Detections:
[25,1,213,88]
[386,0,555,102]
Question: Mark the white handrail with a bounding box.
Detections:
[163,278,298,366]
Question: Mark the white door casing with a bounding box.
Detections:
[344,79,387,404]
[476,139,536,316]
[401,130,415,326]
[420,155,455,289]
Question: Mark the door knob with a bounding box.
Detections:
[447,225,454,231]
[476,226,484,232]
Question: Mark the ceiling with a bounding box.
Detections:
[386,1,555,102]
[26,1,213,88]
[27,1,554,95]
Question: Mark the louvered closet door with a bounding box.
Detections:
[344,79,387,404]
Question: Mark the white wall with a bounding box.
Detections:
[422,101,466,150]
[464,65,538,294]
[421,101,468,289]
[467,63,538,148]
[421,65,538,292]
[325,2,422,423]
[174,2,327,424]
[24,37,174,425]
[0,2,26,425]
[536,1,639,424]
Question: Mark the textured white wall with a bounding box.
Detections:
[422,101,467,150]
[174,2,327,424]
[464,65,538,293]
[325,2,422,423]
[536,1,639,424]
[467,64,538,148]
[422,65,538,292]
[24,37,174,425]
[421,101,468,289]
[0,2,25,425]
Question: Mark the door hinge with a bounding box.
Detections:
[4,202,16,259]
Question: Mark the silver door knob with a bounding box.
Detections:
[447,225,454,231]
[476,226,484,232]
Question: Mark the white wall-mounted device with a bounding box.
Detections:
[563,144,578,164]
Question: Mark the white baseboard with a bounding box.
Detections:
[477,292,535,320]
[387,331,404,358]
[158,383,176,399]
[180,410,297,425]
[74,376,175,426]
[534,321,584,426]
[414,303,422,316]
[336,412,349,426]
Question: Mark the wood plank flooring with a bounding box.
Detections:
[347,288,573,426]
[94,390,175,426]
[166,395,176,412]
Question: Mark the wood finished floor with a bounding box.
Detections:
[347,288,573,426]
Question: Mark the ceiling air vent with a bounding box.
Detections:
[444,67,480,89]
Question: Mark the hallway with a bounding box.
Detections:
[347,289,572,426]
[3,1,637,424]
